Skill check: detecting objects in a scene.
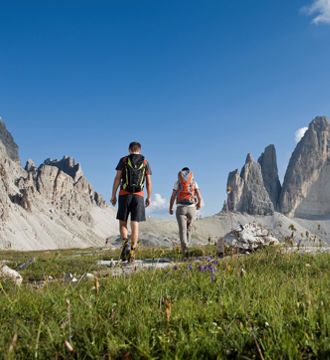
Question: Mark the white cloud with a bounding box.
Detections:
[295,127,308,143]
[303,0,330,24]
[148,193,167,214]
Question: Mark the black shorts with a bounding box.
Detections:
[117,195,146,222]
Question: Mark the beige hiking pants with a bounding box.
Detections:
[176,206,196,253]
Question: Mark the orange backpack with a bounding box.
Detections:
[177,171,196,205]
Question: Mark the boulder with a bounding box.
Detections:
[223,223,280,251]
[0,264,23,286]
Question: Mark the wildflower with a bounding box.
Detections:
[187,264,193,271]
[173,265,178,271]
[198,265,206,272]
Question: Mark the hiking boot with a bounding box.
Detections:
[128,248,136,263]
[120,239,130,261]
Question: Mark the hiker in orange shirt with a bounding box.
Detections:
[169,167,202,256]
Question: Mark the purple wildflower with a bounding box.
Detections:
[198,265,206,272]
[187,264,193,271]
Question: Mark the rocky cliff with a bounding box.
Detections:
[0,120,19,162]
[279,116,330,218]
[258,144,282,210]
[227,153,274,215]
[226,116,330,219]
[0,120,117,250]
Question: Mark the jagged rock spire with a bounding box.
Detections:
[227,153,274,216]
[258,144,282,210]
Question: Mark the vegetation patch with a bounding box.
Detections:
[0,248,329,359]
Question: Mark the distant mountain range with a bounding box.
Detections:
[227,116,330,220]
[1,116,330,250]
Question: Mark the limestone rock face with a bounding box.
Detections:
[227,154,274,215]
[258,144,282,210]
[43,157,83,181]
[0,160,10,224]
[18,157,104,225]
[25,159,36,173]
[0,121,19,162]
[0,119,117,250]
[279,116,330,218]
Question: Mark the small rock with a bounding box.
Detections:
[240,268,247,277]
[0,265,23,286]
[85,273,95,280]
[17,257,36,270]
[64,272,74,282]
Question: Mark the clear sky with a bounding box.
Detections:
[1,0,330,216]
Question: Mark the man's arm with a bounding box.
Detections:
[111,170,122,206]
[195,189,202,210]
[145,174,152,207]
[169,190,177,215]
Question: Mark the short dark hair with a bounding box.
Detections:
[129,142,141,152]
[181,167,190,171]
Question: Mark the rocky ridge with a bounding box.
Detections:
[0,120,19,162]
[0,120,117,250]
[226,116,330,219]
[227,153,274,215]
[279,117,330,218]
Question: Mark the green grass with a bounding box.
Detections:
[0,247,330,359]
[0,246,216,282]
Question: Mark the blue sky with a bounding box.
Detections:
[1,0,330,216]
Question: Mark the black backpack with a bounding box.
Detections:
[122,155,147,193]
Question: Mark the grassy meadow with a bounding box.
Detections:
[0,247,329,359]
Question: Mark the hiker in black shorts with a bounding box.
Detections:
[111,142,152,262]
